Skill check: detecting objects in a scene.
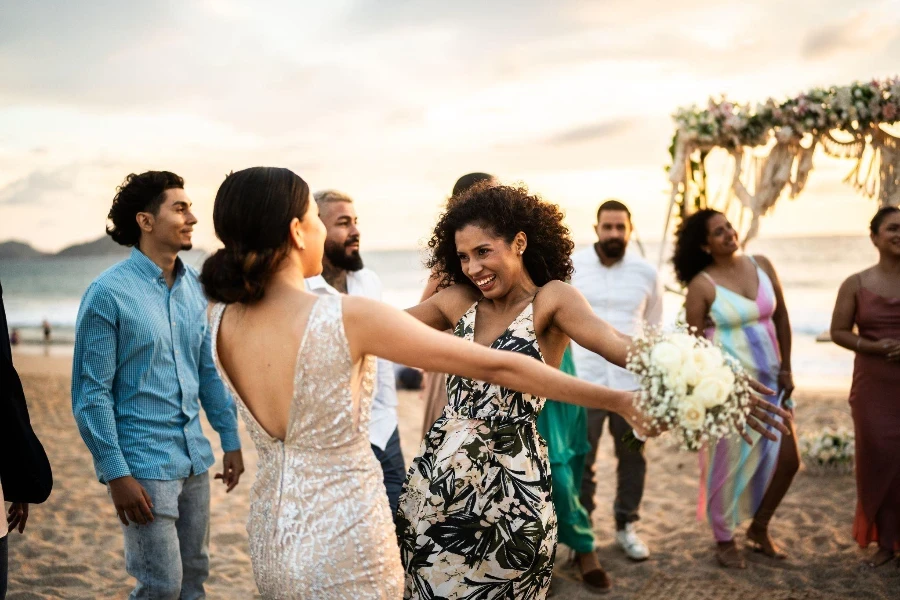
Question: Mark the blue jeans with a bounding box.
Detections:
[372,427,405,522]
[116,472,210,600]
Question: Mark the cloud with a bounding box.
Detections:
[544,119,636,146]
[801,9,900,60]
[0,168,76,206]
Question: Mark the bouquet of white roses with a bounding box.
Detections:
[626,328,753,451]
[800,426,854,476]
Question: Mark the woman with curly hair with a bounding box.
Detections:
[673,209,798,569]
[203,169,676,598]
[397,188,788,598]
[419,172,498,437]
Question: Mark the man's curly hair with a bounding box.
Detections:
[426,183,574,290]
[106,171,184,246]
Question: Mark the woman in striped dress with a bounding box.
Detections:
[674,209,799,569]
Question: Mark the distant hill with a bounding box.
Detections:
[0,235,129,260]
[55,235,129,258]
[0,240,46,259]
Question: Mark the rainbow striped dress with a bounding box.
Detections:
[698,257,783,541]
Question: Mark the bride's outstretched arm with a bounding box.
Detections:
[342,296,642,428]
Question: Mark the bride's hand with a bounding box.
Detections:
[621,391,666,440]
[739,376,791,445]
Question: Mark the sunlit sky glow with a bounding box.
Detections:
[1,0,899,252]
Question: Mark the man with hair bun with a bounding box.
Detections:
[72,171,243,599]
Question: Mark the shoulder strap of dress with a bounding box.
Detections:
[747,255,760,268]
[209,302,226,341]
[699,271,716,285]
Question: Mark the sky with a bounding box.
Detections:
[1,0,899,252]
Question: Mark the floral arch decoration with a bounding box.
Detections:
[663,77,900,253]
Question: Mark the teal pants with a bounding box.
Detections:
[537,347,596,554]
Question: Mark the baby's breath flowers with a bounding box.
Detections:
[625,327,753,451]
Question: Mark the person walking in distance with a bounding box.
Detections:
[305,189,405,519]
[72,171,244,599]
[575,200,662,563]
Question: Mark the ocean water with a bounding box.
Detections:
[0,235,876,386]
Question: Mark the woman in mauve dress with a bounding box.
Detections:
[830,206,900,568]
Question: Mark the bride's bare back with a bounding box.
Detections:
[215,290,324,441]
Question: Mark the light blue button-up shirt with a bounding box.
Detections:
[72,248,240,483]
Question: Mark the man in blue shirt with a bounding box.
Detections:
[72,171,243,600]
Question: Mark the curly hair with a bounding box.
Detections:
[671,209,721,286]
[201,167,311,304]
[426,183,574,290]
[106,171,184,246]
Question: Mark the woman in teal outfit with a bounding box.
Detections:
[536,346,609,591]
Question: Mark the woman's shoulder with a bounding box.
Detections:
[433,282,480,304]
[685,271,716,299]
[536,279,575,299]
[749,253,776,272]
[838,267,873,293]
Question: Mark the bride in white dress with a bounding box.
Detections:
[200,167,654,599]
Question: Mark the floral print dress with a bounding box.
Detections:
[397,299,557,600]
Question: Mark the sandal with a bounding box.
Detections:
[575,551,612,594]
[866,548,895,568]
[746,525,788,560]
[716,541,746,569]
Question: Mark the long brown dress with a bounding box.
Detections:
[850,287,900,551]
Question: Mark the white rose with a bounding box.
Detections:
[650,341,685,374]
[681,359,700,386]
[690,346,725,379]
[679,395,707,430]
[712,365,735,387]
[669,333,698,353]
[692,376,731,409]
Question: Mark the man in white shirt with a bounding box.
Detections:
[305,190,404,521]
[572,200,663,561]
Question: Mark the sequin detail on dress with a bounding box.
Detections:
[211,295,403,599]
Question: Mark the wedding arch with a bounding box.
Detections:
[660,77,900,262]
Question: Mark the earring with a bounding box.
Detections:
[518,250,524,255]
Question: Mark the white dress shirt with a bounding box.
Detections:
[569,247,663,391]
[305,269,399,450]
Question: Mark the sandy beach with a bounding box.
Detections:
[4,352,898,599]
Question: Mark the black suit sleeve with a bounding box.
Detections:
[0,280,53,504]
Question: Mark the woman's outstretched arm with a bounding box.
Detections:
[342,295,641,428]
[544,280,788,441]
[540,281,632,367]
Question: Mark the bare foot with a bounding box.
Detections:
[576,551,612,594]
[866,547,895,568]
[746,523,788,559]
[716,540,746,569]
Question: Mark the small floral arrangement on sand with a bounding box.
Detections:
[800,427,855,476]
[625,328,753,451]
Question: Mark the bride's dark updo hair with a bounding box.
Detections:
[201,167,311,304]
